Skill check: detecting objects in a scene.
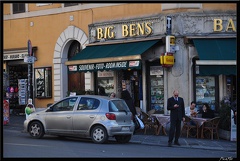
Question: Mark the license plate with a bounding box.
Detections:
[122,126,130,131]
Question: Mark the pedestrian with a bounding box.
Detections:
[167,90,185,147]
[25,103,35,120]
[121,88,136,116]
[98,86,107,96]
[121,88,138,133]
[110,92,116,98]
[231,99,237,125]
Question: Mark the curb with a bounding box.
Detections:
[129,140,236,152]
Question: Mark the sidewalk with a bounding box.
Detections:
[4,114,237,152]
[131,130,237,152]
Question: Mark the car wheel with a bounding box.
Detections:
[91,126,108,144]
[29,121,44,139]
[115,135,132,143]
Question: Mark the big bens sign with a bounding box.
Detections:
[89,16,236,43]
[96,22,153,39]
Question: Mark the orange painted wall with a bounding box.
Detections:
[3,3,236,108]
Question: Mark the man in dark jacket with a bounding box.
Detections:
[121,88,137,116]
[98,86,107,96]
[167,90,185,147]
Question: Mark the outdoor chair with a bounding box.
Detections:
[141,111,159,135]
[202,117,220,140]
[135,107,142,117]
[147,109,156,115]
[181,116,199,138]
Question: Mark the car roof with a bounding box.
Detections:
[67,95,122,101]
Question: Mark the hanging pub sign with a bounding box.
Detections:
[160,52,174,68]
[68,60,141,73]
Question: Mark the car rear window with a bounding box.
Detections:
[109,100,130,112]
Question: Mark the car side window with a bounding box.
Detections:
[78,97,100,110]
[51,97,77,111]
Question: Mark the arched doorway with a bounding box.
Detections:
[68,40,85,94]
[53,25,89,101]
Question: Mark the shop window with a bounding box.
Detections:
[98,71,114,96]
[35,67,52,98]
[13,3,25,14]
[195,76,216,112]
[149,66,164,113]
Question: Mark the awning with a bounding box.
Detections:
[193,39,236,60]
[193,38,236,75]
[65,40,159,72]
[198,65,236,76]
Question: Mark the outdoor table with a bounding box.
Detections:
[151,114,170,136]
[191,117,210,138]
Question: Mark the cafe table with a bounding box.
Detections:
[191,117,210,139]
[150,114,170,136]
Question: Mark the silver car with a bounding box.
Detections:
[23,95,135,144]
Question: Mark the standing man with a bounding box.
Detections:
[167,90,185,146]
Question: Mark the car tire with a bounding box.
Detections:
[91,126,108,144]
[115,135,132,143]
[29,121,45,139]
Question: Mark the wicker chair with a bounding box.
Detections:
[141,111,159,135]
[202,117,220,140]
[181,116,199,138]
[147,109,156,115]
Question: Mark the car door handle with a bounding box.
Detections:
[89,115,95,119]
[66,116,71,119]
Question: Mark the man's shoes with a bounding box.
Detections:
[168,142,172,147]
[174,142,180,146]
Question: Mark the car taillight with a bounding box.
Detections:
[105,113,116,120]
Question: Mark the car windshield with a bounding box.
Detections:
[109,100,130,112]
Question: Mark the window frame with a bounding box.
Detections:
[12,3,25,14]
[64,3,79,7]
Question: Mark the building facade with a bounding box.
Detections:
[3,3,236,114]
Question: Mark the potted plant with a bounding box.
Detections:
[218,96,231,140]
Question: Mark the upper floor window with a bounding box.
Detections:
[13,3,25,14]
[64,3,78,7]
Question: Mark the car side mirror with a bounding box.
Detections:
[46,106,53,112]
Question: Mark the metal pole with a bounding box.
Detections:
[28,62,31,100]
